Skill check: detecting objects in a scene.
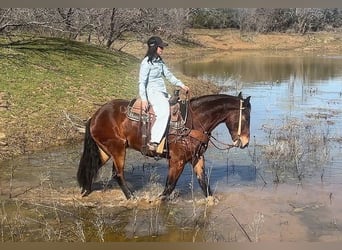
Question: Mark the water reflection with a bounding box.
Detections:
[175,52,342,85]
[173,51,342,185]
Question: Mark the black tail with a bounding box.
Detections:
[77,119,102,196]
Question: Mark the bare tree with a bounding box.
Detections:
[237,8,295,33]
[294,8,325,34]
[139,9,189,34]
[2,8,341,47]
[0,8,76,38]
[104,8,144,48]
[161,8,192,36]
[0,8,52,35]
[57,8,74,36]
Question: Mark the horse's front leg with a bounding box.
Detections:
[192,155,212,197]
[160,158,186,200]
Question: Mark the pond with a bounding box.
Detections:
[1,51,342,242]
[173,51,342,185]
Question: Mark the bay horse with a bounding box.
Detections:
[77,92,251,200]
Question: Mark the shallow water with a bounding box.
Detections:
[1,51,342,242]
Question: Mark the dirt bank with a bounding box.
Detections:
[119,29,342,58]
[187,29,342,52]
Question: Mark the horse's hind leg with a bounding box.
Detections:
[107,142,134,200]
[112,162,134,200]
[193,155,212,197]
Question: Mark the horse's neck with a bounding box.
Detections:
[190,96,237,133]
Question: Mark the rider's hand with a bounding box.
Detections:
[181,85,189,93]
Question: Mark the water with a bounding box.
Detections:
[1,51,342,242]
[174,51,342,183]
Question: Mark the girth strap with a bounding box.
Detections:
[189,129,209,144]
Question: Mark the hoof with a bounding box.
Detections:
[123,191,136,201]
[158,194,168,201]
[127,195,136,201]
[81,189,92,197]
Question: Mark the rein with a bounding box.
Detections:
[208,135,236,150]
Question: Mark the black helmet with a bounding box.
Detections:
[147,36,168,48]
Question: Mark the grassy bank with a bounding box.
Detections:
[0,37,140,159]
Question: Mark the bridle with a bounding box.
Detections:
[180,92,246,151]
[209,99,245,150]
[237,98,244,138]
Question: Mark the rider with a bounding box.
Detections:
[138,36,189,152]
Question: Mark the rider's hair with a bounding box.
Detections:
[145,45,162,64]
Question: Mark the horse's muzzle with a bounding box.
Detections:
[233,137,249,149]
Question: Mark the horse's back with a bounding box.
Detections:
[93,99,129,119]
[90,99,130,139]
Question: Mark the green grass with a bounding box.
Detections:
[0,37,140,158]
[1,37,139,109]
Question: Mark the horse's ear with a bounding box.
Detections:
[238,92,243,98]
[245,96,251,103]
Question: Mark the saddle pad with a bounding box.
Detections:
[126,98,150,122]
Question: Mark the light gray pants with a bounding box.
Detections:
[148,91,170,143]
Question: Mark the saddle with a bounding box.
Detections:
[126,92,189,154]
[126,96,188,131]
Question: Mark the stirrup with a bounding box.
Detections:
[147,142,158,151]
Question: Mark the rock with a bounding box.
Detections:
[0,133,6,139]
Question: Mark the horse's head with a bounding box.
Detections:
[225,92,251,149]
